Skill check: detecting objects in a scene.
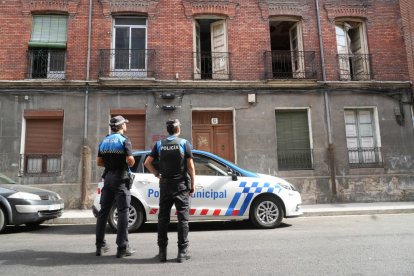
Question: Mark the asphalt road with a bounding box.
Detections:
[0,214,413,276]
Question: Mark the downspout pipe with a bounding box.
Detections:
[80,0,93,209]
[315,0,337,200]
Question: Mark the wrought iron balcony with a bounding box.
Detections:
[264,50,317,79]
[277,149,313,170]
[27,49,66,80]
[99,49,156,78]
[348,147,382,168]
[337,53,372,81]
[193,51,231,80]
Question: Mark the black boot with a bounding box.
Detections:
[96,243,110,256]
[158,247,167,262]
[116,245,136,258]
[177,247,190,263]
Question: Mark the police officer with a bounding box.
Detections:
[95,115,136,258]
[144,119,195,263]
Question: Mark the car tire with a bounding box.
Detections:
[108,199,144,233]
[0,206,6,233]
[250,195,284,229]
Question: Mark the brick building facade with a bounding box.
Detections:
[0,0,413,208]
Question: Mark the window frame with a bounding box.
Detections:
[275,107,313,170]
[21,110,64,176]
[193,16,229,80]
[111,16,148,77]
[335,18,371,81]
[343,107,383,167]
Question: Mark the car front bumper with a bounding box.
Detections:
[9,199,64,225]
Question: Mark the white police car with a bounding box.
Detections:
[92,150,302,232]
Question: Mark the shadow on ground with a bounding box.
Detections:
[1,220,291,235]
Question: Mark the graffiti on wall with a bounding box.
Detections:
[388,155,414,169]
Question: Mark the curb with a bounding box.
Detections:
[45,204,414,225]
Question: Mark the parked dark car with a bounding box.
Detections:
[0,173,64,233]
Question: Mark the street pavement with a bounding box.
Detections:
[47,201,414,225]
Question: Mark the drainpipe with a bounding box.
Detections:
[80,0,93,209]
[315,0,337,201]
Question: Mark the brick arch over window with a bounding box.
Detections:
[182,0,239,19]
[98,0,159,18]
[324,4,370,23]
[20,0,81,17]
[258,0,309,20]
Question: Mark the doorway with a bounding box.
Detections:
[192,111,234,162]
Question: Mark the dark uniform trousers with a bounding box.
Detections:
[96,171,131,249]
[158,178,190,250]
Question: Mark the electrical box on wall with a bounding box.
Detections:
[248,93,256,103]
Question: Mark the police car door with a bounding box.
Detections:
[132,154,161,221]
[190,154,248,220]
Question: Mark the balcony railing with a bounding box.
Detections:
[348,147,382,168]
[277,149,313,170]
[264,50,317,79]
[337,53,372,81]
[27,49,66,80]
[193,51,231,80]
[99,49,156,78]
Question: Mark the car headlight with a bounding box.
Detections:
[8,192,41,200]
[279,183,291,190]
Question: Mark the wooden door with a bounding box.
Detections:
[192,111,234,162]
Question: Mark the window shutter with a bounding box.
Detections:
[24,110,64,154]
[29,15,68,48]
[25,118,63,154]
[110,110,146,150]
[276,110,311,170]
[276,111,310,150]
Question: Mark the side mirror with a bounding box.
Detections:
[227,170,238,181]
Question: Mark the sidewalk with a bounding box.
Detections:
[47,201,414,225]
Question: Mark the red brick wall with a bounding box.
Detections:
[400,0,414,81]
[0,0,410,82]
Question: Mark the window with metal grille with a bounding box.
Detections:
[23,110,64,175]
[28,15,67,79]
[344,109,382,167]
[275,110,313,170]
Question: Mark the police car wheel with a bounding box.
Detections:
[250,195,284,229]
[108,199,144,233]
[0,207,6,233]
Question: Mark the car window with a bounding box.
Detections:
[143,155,159,173]
[129,156,141,173]
[193,155,229,176]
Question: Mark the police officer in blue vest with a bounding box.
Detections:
[144,119,195,263]
[95,115,136,258]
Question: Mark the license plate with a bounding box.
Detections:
[48,204,61,211]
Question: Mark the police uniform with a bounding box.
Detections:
[96,131,133,255]
[149,135,193,252]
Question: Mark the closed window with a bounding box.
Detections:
[112,17,147,77]
[344,109,382,167]
[276,110,313,170]
[28,15,67,79]
[23,110,64,175]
